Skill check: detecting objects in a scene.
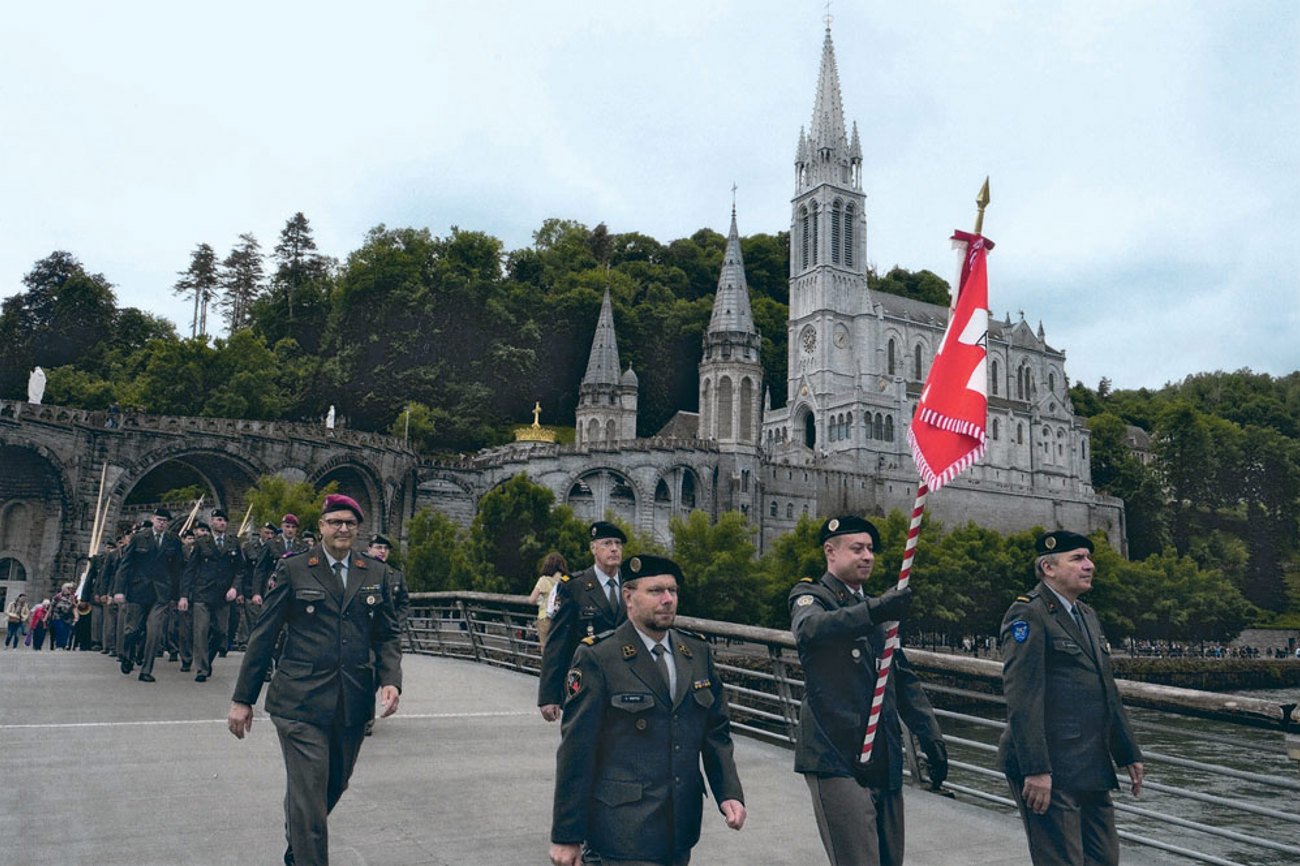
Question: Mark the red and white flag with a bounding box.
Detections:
[907,230,992,492]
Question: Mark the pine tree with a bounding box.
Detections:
[272,212,329,322]
[173,243,219,338]
[219,233,265,334]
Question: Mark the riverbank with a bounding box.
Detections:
[1111,657,1300,691]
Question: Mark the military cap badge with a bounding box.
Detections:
[1044,536,1057,550]
[828,518,840,532]
[628,556,641,574]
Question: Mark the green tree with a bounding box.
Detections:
[756,513,826,628]
[218,233,265,335]
[173,243,219,338]
[243,475,339,536]
[668,510,761,624]
[468,474,587,594]
[405,508,475,592]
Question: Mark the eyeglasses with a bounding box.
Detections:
[322,519,358,529]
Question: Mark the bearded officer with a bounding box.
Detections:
[550,554,745,866]
[790,515,948,866]
[228,493,402,866]
[538,521,627,721]
[999,531,1144,866]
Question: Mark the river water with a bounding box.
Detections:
[935,687,1299,866]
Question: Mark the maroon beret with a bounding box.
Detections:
[281,513,299,526]
[321,494,363,522]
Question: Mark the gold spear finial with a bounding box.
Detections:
[973,176,991,235]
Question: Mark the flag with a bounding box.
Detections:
[907,230,992,492]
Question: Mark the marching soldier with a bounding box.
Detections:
[537,521,627,721]
[255,514,309,599]
[112,509,184,681]
[549,554,745,866]
[999,531,1144,866]
[180,509,245,682]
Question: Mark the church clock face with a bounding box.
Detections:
[833,325,848,349]
[801,325,817,354]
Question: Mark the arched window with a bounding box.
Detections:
[991,359,1000,396]
[739,377,754,443]
[831,200,842,264]
[606,419,616,442]
[874,413,884,440]
[887,339,896,376]
[804,410,816,448]
[1049,373,1056,394]
[844,203,855,267]
[992,418,1000,440]
[718,377,733,440]
[884,416,895,442]
[1017,423,1024,445]
[770,500,778,517]
[913,344,923,380]
[864,413,873,439]
[786,503,794,519]
[811,202,820,266]
[587,418,600,444]
[800,207,809,271]
[846,412,853,442]
[681,472,696,509]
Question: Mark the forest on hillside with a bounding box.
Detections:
[3,212,1297,628]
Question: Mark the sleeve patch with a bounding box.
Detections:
[566,668,582,697]
[1012,620,1030,643]
[796,594,815,607]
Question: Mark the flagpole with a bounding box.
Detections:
[860,179,991,767]
[236,502,254,538]
[179,496,204,535]
[76,463,110,602]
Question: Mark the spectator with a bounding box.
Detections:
[5,593,30,647]
[49,583,78,649]
[28,601,51,650]
[528,552,568,650]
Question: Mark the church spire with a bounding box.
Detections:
[582,288,622,387]
[797,25,861,192]
[809,26,848,155]
[708,206,756,336]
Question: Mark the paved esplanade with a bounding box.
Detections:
[5,651,1079,866]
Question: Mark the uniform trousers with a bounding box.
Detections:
[583,854,690,866]
[1008,780,1119,866]
[805,774,905,866]
[191,601,228,677]
[138,603,169,677]
[119,602,149,663]
[176,606,193,666]
[272,715,367,866]
[92,603,105,647]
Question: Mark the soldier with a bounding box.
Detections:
[180,509,245,682]
[789,515,947,866]
[228,493,402,866]
[112,509,184,681]
[364,533,409,736]
[999,531,1144,866]
[538,521,627,721]
[549,554,745,866]
[255,514,309,600]
[235,524,272,650]
[85,540,112,652]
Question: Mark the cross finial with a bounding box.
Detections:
[532,401,542,427]
[824,1,833,30]
[731,182,738,212]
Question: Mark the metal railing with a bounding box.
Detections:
[406,592,1300,866]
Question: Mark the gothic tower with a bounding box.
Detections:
[698,206,762,451]
[575,288,638,446]
[787,25,868,445]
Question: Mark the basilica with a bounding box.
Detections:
[416,27,1125,553]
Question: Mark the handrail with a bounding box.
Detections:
[406,591,1300,866]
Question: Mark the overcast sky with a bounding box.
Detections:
[3,1,1297,393]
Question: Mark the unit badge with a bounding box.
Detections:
[796,595,815,607]
[1012,620,1030,643]
[566,669,582,697]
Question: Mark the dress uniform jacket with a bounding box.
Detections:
[537,566,626,707]
[113,530,184,605]
[253,536,310,598]
[997,583,1142,791]
[182,535,245,605]
[232,547,402,728]
[551,619,743,862]
[790,573,944,790]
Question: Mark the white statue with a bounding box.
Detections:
[326,405,336,429]
[27,366,46,404]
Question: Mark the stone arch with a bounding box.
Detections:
[113,444,266,527]
[0,441,75,594]
[310,457,385,529]
[564,467,642,526]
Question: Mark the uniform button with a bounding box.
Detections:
[635,719,647,731]
[674,744,680,751]
[674,776,681,785]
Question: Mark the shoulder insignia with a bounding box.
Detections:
[580,636,596,646]
[566,668,582,697]
[837,590,848,601]
[799,576,814,583]
[796,595,816,607]
[675,628,707,642]
[1015,595,1031,603]
[1012,620,1030,643]
[621,643,637,658]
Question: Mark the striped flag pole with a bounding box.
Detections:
[859,482,927,763]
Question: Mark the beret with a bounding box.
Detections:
[589,521,626,543]
[624,554,683,582]
[322,494,364,522]
[211,508,228,520]
[281,513,299,526]
[818,515,881,551]
[370,534,393,547]
[1036,531,1094,555]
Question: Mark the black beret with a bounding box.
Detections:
[1036,531,1094,555]
[180,530,194,539]
[195,521,210,531]
[589,521,627,543]
[370,534,393,547]
[624,554,682,582]
[262,522,279,533]
[153,507,172,519]
[819,515,881,551]
[211,508,228,520]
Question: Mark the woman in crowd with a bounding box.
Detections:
[528,552,568,650]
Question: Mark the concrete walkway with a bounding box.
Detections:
[0,648,1141,865]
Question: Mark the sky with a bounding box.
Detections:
[2,1,1297,393]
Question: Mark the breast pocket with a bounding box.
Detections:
[293,588,327,616]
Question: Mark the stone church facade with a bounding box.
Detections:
[417,26,1125,553]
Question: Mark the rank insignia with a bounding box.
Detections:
[308,557,319,566]
[693,679,711,690]
[1016,595,1031,603]
[567,669,582,697]
[621,643,637,658]
[1012,620,1029,643]
[677,643,692,658]
[353,559,365,568]
[796,595,815,607]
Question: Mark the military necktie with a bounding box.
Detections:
[652,643,673,698]
[607,579,619,612]
[216,536,224,552]
[1072,606,1089,644]
[333,560,345,591]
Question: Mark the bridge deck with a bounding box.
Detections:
[0,649,1146,865]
